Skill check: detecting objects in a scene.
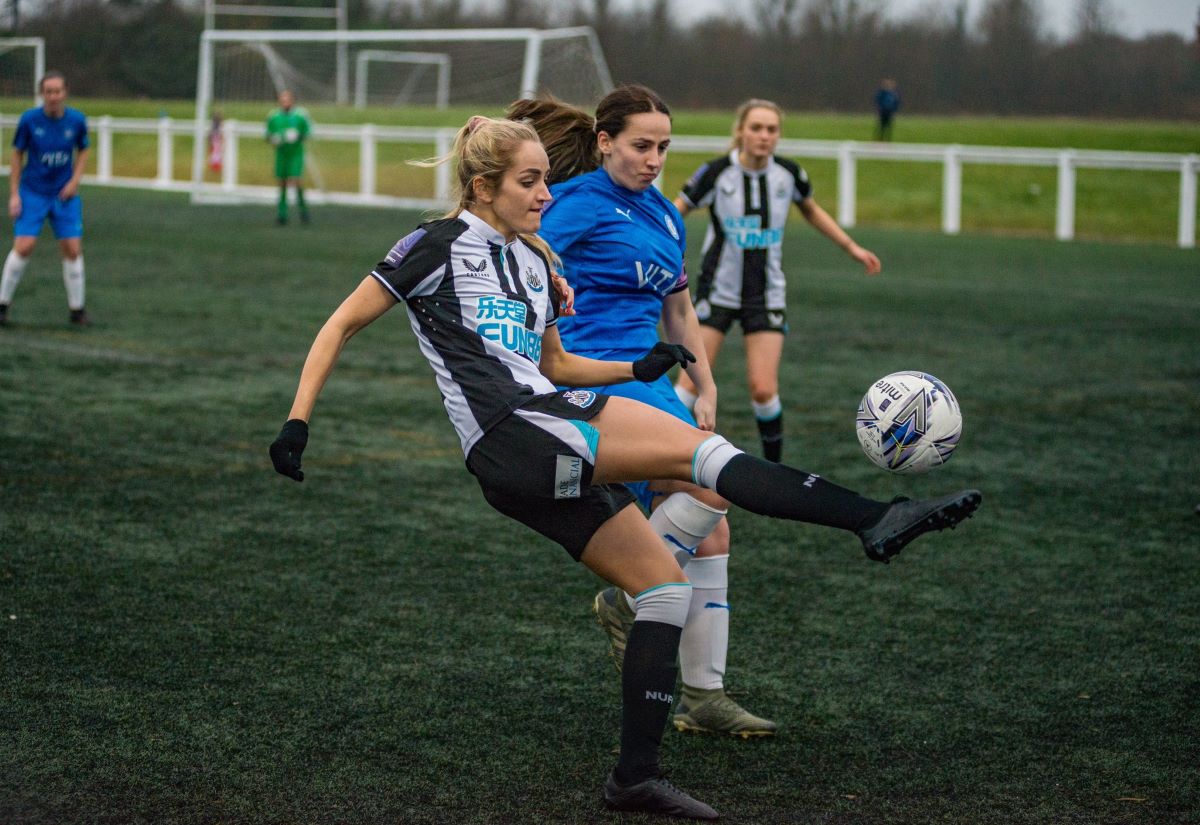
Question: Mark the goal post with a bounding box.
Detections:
[204,0,349,104]
[191,27,613,204]
[0,37,46,103]
[354,51,450,110]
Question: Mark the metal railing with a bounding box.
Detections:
[1,114,1195,248]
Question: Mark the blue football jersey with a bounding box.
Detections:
[538,168,688,361]
[13,106,89,196]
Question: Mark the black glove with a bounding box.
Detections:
[632,342,696,383]
[269,418,309,482]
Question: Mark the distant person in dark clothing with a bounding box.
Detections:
[874,78,900,141]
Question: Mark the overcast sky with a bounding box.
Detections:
[630,0,1198,39]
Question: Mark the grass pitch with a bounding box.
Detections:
[1,186,1198,824]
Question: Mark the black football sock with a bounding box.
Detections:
[715,453,887,532]
[614,620,682,785]
[756,413,783,462]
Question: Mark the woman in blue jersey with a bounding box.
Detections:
[1,71,91,327]
[672,99,881,463]
[509,86,777,739]
[269,115,981,821]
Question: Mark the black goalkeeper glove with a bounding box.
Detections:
[632,342,696,383]
[269,418,309,482]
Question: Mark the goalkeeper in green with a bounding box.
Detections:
[265,90,311,225]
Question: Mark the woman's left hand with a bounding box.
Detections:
[692,392,717,431]
[850,244,882,275]
[551,274,575,316]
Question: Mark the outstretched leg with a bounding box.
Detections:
[591,396,981,563]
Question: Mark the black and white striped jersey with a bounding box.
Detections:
[679,150,813,313]
[370,210,560,456]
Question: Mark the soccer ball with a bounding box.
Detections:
[284,128,299,144]
[856,371,962,474]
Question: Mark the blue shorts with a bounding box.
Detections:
[14,188,83,239]
[569,373,697,509]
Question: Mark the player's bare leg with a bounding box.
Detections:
[590,395,981,563]
[0,236,39,326]
[744,330,785,461]
[59,237,88,326]
[579,506,719,820]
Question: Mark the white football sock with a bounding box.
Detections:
[673,382,698,412]
[679,554,730,690]
[752,394,782,421]
[632,582,692,628]
[649,491,727,566]
[691,435,744,489]
[1,249,30,305]
[63,255,85,310]
[622,493,727,614]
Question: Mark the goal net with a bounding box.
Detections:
[0,38,45,103]
[191,28,612,204]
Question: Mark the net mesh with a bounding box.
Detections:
[211,34,609,111]
[0,40,40,102]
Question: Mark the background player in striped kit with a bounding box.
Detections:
[510,87,778,739]
[672,99,881,463]
[269,114,980,820]
[2,71,91,327]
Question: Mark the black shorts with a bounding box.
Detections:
[466,390,638,561]
[695,300,788,335]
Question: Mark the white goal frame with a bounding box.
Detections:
[354,50,451,110]
[191,27,613,203]
[203,0,349,104]
[0,37,46,103]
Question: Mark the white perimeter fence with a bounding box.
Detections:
[0,113,1195,248]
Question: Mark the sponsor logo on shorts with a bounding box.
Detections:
[562,390,596,409]
[767,311,786,328]
[694,299,711,321]
[554,454,583,499]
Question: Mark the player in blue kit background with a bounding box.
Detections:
[2,71,91,327]
[510,86,779,739]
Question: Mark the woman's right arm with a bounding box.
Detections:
[286,276,396,422]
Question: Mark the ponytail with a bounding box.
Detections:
[409,115,561,271]
[506,97,599,185]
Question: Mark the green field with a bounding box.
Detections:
[1,187,1198,823]
[3,97,1197,244]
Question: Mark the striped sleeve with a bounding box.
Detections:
[370,222,458,301]
[778,157,813,204]
[679,159,720,209]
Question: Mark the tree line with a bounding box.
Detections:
[7,0,1199,117]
